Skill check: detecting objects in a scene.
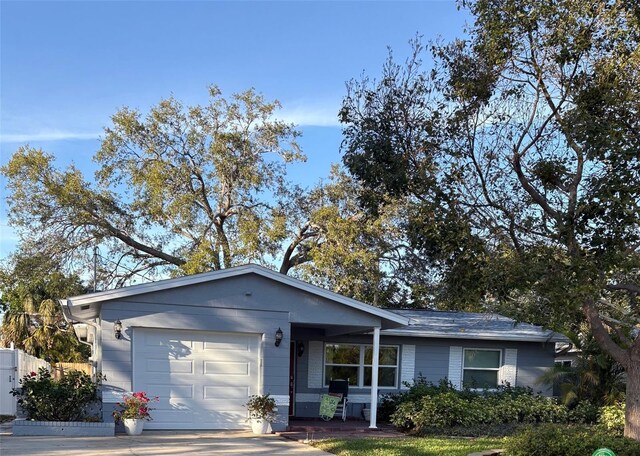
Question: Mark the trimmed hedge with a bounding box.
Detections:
[384,379,599,434]
[504,424,640,456]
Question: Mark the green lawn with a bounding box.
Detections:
[313,436,505,456]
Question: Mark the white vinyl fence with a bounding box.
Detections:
[0,349,51,415]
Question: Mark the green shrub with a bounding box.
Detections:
[598,402,625,436]
[413,391,471,429]
[567,400,600,424]
[11,367,101,421]
[504,424,640,456]
[389,380,571,433]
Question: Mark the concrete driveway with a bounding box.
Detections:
[0,430,332,455]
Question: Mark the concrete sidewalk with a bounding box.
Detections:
[0,429,333,455]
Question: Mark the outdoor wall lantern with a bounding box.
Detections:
[114,319,123,340]
[297,341,305,357]
[275,327,284,347]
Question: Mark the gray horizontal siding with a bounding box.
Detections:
[293,333,557,417]
[112,274,383,327]
[515,343,555,395]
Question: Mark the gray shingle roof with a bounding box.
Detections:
[382,309,568,342]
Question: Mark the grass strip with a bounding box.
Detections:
[313,436,505,456]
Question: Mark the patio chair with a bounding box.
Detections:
[322,379,348,421]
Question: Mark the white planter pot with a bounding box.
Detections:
[363,408,371,421]
[123,419,144,436]
[250,419,271,434]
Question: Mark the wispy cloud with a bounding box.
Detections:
[0,104,341,144]
[0,130,102,143]
[279,104,341,127]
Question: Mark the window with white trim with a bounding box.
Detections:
[324,343,398,388]
[462,348,501,389]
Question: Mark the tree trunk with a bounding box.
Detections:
[582,298,638,439]
[626,359,640,439]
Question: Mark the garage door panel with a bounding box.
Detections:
[150,405,246,428]
[134,328,259,430]
[143,332,194,348]
[147,408,192,422]
[204,385,249,399]
[168,359,193,374]
[147,384,193,401]
[202,401,247,412]
[201,377,255,388]
[203,361,249,375]
[145,358,194,374]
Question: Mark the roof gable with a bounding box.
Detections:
[61,264,409,326]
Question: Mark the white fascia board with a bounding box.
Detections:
[64,264,409,326]
[380,329,568,343]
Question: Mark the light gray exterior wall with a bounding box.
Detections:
[97,273,385,430]
[90,271,556,427]
[119,274,383,327]
[292,333,556,418]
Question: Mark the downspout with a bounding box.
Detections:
[59,299,101,378]
[77,331,95,353]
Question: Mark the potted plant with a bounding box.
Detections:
[112,391,159,435]
[245,393,277,434]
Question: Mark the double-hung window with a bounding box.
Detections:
[462,348,501,389]
[324,343,398,388]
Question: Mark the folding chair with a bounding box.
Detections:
[328,379,349,421]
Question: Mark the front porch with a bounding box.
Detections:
[288,321,402,429]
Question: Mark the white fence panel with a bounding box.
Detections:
[0,349,51,416]
[17,350,51,378]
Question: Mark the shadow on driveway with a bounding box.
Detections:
[0,429,333,455]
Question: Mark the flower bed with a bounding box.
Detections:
[10,367,110,436]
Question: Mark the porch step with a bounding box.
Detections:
[288,420,388,433]
[289,425,370,432]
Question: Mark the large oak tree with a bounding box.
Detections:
[3,87,309,286]
[340,0,640,438]
[2,86,402,302]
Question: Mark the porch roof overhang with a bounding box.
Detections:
[60,264,409,329]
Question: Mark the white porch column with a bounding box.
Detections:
[369,326,381,429]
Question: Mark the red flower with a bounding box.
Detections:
[30,371,37,377]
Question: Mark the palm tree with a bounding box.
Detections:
[540,332,625,407]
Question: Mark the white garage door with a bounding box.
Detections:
[133,328,261,430]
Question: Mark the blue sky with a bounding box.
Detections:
[0,0,470,260]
